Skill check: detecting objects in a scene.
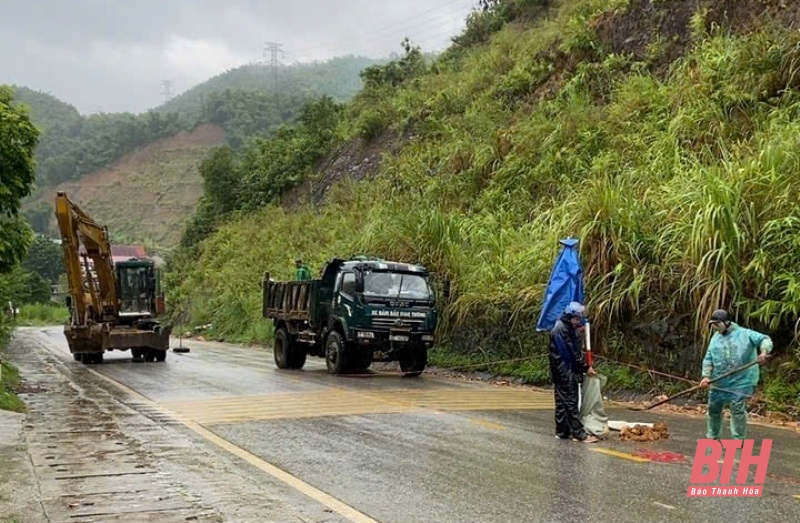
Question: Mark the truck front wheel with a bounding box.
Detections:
[399,349,427,377]
[325,331,348,374]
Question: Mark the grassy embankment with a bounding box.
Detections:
[0,322,25,412]
[1,304,67,411]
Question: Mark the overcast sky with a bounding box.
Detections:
[1,0,478,115]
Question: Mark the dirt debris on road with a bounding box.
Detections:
[619,422,670,442]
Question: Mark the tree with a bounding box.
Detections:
[360,38,426,89]
[0,266,52,305]
[0,85,40,272]
[199,146,239,214]
[22,236,64,283]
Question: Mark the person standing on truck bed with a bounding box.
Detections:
[294,259,312,281]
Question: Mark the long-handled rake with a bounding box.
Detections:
[628,360,759,412]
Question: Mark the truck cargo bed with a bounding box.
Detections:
[262,275,314,321]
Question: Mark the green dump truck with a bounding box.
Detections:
[262,257,446,376]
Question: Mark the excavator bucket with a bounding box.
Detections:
[64,323,170,354]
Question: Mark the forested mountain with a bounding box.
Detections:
[12,56,383,192]
[12,87,187,187]
[155,55,386,118]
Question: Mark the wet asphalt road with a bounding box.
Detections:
[13,326,800,523]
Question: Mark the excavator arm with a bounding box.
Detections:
[55,192,118,325]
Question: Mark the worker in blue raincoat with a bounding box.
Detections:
[549,302,598,443]
[699,309,773,440]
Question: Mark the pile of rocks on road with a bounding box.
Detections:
[619,422,670,442]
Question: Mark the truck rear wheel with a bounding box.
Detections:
[399,349,427,377]
[325,331,348,374]
[274,329,306,369]
[82,352,103,365]
[287,348,306,369]
[274,328,291,369]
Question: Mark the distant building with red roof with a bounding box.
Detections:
[77,244,150,265]
[110,245,149,265]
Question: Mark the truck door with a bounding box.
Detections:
[333,272,356,333]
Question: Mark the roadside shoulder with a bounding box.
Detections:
[0,409,46,523]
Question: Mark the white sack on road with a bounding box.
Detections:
[580,373,609,438]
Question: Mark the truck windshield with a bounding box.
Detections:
[363,272,431,300]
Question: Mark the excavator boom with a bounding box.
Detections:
[55,192,118,324]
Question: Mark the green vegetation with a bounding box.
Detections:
[12,87,185,186]
[0,358,26,413]
[13,57,383,198]
[0,86,39,272]
[1,85,40,373]
[21,235,64,284]
[14,303,69,327]
[155,56,385,117]
[179,96,344,248]
[164,0,800,408]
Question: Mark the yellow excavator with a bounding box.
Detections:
[54,192,171,364]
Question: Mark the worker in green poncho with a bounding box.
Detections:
[294,259,312,281]
[699,309,773,440]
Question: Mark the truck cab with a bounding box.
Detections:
[262,256,446,376]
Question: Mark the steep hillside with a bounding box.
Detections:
[25,124,225,249]
[168,0,800,407]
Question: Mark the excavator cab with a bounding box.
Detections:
[116,259,157,318]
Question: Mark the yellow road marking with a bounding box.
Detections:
[793,494,800,500]
[161,389,554,425]
[591,448,651,463]
[85,368,381,523]
[469,418,506,431]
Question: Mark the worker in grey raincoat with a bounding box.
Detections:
[549,302,598,443]
[699,309,773,440]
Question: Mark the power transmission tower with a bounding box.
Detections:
[161,80,173,103]
[262,42,283,91]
